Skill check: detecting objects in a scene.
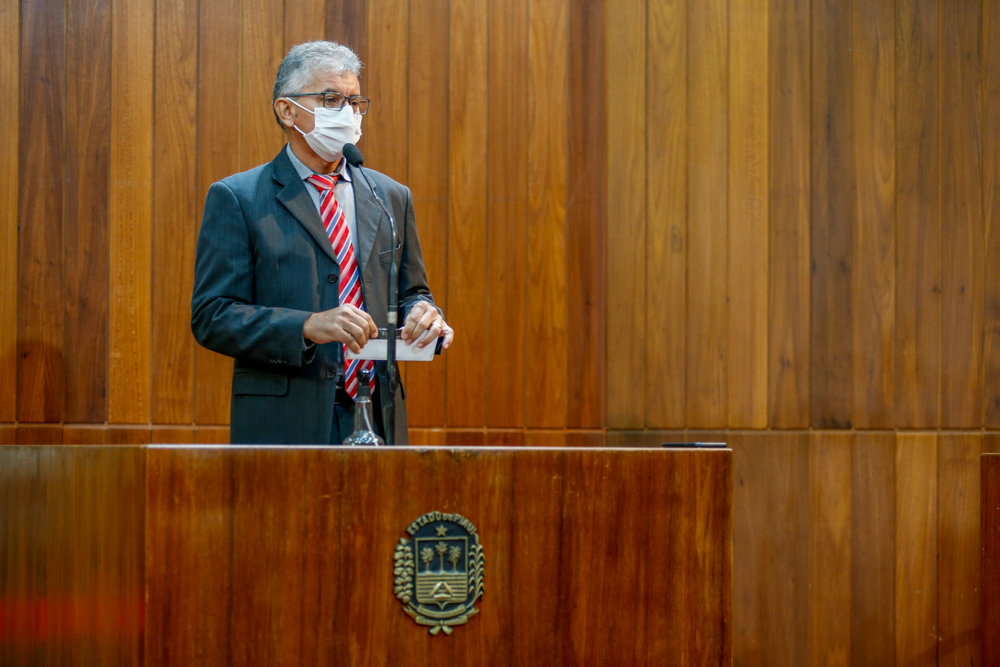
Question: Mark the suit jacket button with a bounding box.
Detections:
[328,274,337,283]
[326,370,336,379]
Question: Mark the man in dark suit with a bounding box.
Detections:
[191,41,453,444]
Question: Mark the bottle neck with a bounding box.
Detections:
[354,396,378,433]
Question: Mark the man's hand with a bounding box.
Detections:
[303,305,378,353]
[401,301,454,350]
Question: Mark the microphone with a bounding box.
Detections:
[343,143,400,446]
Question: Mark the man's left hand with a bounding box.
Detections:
[401,302,454,350]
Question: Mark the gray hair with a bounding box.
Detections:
[272,41,363,126]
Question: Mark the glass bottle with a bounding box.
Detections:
[343,368,385,446]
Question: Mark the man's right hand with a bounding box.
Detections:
[303,305,378,352]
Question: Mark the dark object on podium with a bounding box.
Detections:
[0,444,733,666]
[983,454,1000,665]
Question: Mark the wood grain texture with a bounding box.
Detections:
[526,0,568,428]
[727,0,768,429]
[808,432,851,667]
[645,0,686,429]
[605,0,646,429]
[364,0,407,181]
[17,0,64,423]
[938,433,982,667]
[767,0,810,428]
[194,0,240,425]
[983,454,1000,666]
[983,0,1000,426]
[145,446,731,666]
[241,0,284,172]
[895,0,941,428]
[63,0,110,424]
[851,432,895,666]
[731,432,809,667]
[895,433,937,667]
[852,0,895,428]
[686,0,728,428]
[485,0,528,428]
[152,0,198,424]
[326,0,366,61]
[565,0,606,429]
[939,0,984,428]
[0,0,17,423]
[62,425,108,445]
[402,0,449,427]
[0,446,144,665]
[809,0,853,429]
[108,0,153,424]
[283,0,324,49]
[445,0,488,427]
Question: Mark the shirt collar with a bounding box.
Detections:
[285,143,352,183]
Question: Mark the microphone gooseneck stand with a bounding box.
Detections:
[343,144,398,445]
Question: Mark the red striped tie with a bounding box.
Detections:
[307,173,376,400]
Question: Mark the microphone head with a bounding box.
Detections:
[343,143,364,167]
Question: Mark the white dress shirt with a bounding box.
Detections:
[285,143,360,254]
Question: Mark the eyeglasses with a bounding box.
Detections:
[285,91,371,115]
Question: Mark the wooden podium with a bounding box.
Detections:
[0,445,732,666]
[984,454,1000,666]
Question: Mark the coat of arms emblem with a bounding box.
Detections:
[393,511,484,635]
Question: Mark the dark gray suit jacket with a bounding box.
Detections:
[191,147,439,444]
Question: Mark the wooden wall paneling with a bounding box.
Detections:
[405,427,448,446]
[731,432,809,667]
[402,0,449,428]
[939,0,984,428]
[150,427,196,444]
[852,0,896,428]
[240,0,285,172]
[983,452,1000,666]
[894,433,938,667]
[14,424,63,444]
[194,427,230,444]
[0,0,16,423]
[727,0,768,429]
[152,0,198,424]
[984,0,1000,425]
[565,0,606,429]
[807,431,852,667]
[606,429,687,448]
[195,0,241,425]
[363,0,407,181]
[62,425,108,445]
[938,433,982,666]
[851,432,896,666]
[644,0,686,429]
[685,0,728,429]
[809,0,853,429]
[525,0,568,429]
[284,0,325,49]
[326,0,367,61]
[895,0,941,429]
[485,0,528,428]
[107,427,151,445]
[17,0,64,423]
[767,0,811,428]
[63,0,110,425]
[605,0,646,429]
[108,0,153,425]
[0,425,15,445]
[445,0,487,427]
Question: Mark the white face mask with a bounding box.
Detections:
[287,98,363,163]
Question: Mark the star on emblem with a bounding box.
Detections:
[435,524,448,536]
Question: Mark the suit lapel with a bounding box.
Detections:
[349,163,383,274]
[272,148,338,265]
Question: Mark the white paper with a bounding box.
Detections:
[344,337,436,362]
